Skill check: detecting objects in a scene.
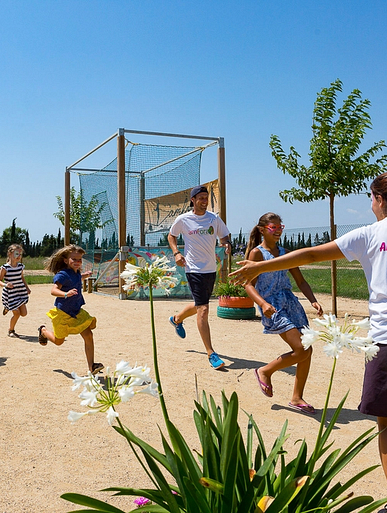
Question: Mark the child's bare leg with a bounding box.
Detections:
[19,304,27,317]
[80,327,95,372]
[258,328,312,404]
[173,302,197,323]
[9,309,21,332]
[40,326,65,346]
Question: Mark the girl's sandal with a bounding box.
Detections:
[38,325,48,346]
[91,362,104,375]
[8,330,20,338]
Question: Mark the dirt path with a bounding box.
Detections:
[1,286,386,512]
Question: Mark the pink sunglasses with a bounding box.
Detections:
[265,224,285,233]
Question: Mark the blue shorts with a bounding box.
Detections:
[186,272,216,306]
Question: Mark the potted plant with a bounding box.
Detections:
[214,277,256,319]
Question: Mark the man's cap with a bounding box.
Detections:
[190,185,208,206]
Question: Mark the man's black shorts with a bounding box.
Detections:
[186,272,216,306]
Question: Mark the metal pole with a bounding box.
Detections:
[64,169,71,245]
[117,129,127,299]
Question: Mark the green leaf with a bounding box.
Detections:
[61,493,125,512]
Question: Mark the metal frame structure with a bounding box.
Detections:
[65,128,226,298]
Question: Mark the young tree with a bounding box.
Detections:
[54,187,112,247]
[269,78,387,314]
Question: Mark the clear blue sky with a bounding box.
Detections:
[1,0,387,242]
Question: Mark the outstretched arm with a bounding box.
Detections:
[229,241,345,285]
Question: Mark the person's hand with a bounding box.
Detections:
[66,288,78,297]
[311,301,323,316]
[82,270,92,278]
[174,253,186,267]
[221,241,232,255]
[5,283,14,289]
[229,260,260,285]
[262,301,276,318]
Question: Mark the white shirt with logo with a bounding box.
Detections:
[170,210,229,273]
[335,217,387,344]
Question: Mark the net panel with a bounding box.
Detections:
[78,141,202,249]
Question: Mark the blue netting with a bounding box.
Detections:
[78,141,202,249]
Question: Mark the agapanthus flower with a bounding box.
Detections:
[300,326,320,349]
[302,313,379,361]
[121,255,178,294]
[68,361,159,425]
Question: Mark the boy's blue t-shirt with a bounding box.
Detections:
[53,268,85,318]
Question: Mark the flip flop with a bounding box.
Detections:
[254,368,273,398]
[38,325,47,346]
[288,402,316,415]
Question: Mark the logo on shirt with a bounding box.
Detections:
[188,225,214,236]
[380,242,387,251]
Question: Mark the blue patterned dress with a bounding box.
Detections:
[254,245,308,335]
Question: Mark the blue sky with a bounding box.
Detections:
[1,0,387,242]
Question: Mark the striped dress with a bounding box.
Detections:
[1,262,29,311]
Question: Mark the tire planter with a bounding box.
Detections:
[218,296,254,308]
[217,306,256,320]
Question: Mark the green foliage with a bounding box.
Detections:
[270,78,387,209]
[62,388,387,513]
[54,187,112,244]
[213,277,248,298]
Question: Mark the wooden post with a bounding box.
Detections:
[117,129,126,299]
[64,169,71,245]
[140,173,145,246]
[217,138,228,279]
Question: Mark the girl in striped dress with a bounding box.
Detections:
[0,244,31,337]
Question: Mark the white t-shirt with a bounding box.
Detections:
[335,217,387,344]
[169,210,229,273]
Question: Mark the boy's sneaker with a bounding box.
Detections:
[208,352,225,370]
[169,316,186,339]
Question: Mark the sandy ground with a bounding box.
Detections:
[1,285,387,512]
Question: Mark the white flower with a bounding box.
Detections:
[68,410,90,423]
[79,389,99,407]
[323,341,343,359]
[71,371,97,391]
[313,313,337,328]
[119,386,135,402]
[106,406,119,426]
[301,326,320,349]
[137,381,159,397]
[351,317,371,330]
[69,361,159,425]
[359,343,380,362]
[115,360,133,375]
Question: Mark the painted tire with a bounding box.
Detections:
[218,296,254,308]
[216,306,256,320]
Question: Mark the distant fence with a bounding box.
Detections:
[231,224,370,300]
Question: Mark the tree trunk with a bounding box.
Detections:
[329,193,337,316]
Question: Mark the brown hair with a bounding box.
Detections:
[7,244,24,263]
[245,212,282,258]
[44,244,85,274]
[371,173,387,210]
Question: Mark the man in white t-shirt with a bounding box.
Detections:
[168,185,231,369]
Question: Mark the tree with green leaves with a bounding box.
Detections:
[54,187,112,248]
[270,78,387,314]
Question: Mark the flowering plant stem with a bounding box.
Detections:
[149,285,169,423]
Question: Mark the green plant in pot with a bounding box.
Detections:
[214,277,256,319]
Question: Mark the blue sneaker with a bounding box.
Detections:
[208,352,225,370]
[169,316,186,339]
